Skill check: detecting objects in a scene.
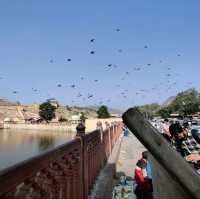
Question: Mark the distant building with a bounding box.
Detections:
[70,115,81,125]
[48,99,59,108]
[4,117,12,124]
[110,113,121,118]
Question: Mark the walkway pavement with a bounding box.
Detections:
[112,132,146,198]
[117,133,146,178]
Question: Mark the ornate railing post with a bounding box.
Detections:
[96,121,103,140]
[105,121,112,156]
[76,123,86,199]
[96,121,105,167]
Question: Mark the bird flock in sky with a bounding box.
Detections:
[0,27,195,108]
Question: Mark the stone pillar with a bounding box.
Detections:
[96,121,103,131]
[96,121,104,167]
[76,123,86,137]
[105,122,112,156]
[105,121,110,129]
[76,123,86,199]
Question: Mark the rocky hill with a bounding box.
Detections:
[0,98,18,106]
[0,100,98,122]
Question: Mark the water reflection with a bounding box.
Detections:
[0,129,75,170]
[38,136,55,152]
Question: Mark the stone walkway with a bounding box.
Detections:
[116,133,146,178]
[112,133,146,198]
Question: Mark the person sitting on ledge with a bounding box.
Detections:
[169,122,200,173]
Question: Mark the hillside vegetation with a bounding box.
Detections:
[137,88,200,118]
[0,101,98,122]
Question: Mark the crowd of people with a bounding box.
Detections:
[158,119,200,173]
[120,120,200,199]
[133,119,200,199]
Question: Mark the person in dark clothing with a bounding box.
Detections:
[169,122,200,174]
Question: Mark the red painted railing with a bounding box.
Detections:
[0,121,122,199]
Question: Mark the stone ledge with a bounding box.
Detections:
[89,134,123,199]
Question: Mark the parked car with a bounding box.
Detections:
[191,120,200,126]
[191,127,200,144]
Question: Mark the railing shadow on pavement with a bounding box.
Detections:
[122,108,200,199]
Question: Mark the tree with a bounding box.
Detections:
[58,116,67,123]
[169,88,200,115]
[158,107,172,118]
[39,101,56,122]
[80,112,87,123]
[156,88,200,118]
[97,105,110,118]
[136,103,160,118]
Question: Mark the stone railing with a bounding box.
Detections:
[123,108,200,199]
[0,121,122,199]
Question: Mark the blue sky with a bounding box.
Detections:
[0,0,200,110]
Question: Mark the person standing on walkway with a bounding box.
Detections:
[123,125,129,137]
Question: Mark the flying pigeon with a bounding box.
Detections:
[90,51,95,54]
[88,94,93,98]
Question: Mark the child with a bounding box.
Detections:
[134,159,153,199]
